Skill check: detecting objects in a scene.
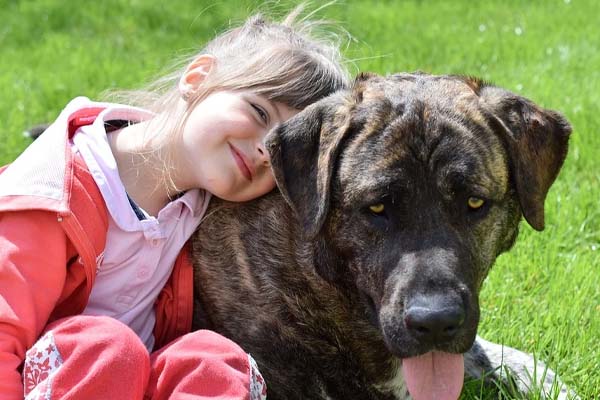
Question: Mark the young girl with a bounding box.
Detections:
[0,7,349,400]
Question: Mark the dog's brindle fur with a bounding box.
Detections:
[191,73,577,399]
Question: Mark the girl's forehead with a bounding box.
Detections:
[272,102,300,122]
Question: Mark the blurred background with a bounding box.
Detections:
[0,0,598,398]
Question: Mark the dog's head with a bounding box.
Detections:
[266,72,570,359]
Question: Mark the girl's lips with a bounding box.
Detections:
[229,143,253,181]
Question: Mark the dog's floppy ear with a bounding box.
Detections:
[266,92,354,239]
[480,86,572,231]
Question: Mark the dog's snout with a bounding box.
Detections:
[404,294,466,342]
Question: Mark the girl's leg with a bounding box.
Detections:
[23,315,150,400]
[145,329,267,400]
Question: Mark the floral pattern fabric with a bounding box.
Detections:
[23,331,63,400]
[249,355,267,400]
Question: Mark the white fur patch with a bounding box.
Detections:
[374,358,409,399]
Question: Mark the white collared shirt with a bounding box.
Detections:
[72,103,211,351]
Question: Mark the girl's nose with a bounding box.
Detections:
[257,141,270,166]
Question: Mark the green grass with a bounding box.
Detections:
[1,0,598,398]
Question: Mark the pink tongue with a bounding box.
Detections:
[402,351,464,400]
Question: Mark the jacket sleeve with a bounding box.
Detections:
[0,210,68,399]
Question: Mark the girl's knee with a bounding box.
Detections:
[25,316,150,399]
[45,315,148,362]
[161,329,249,364]
[149,330,267,399]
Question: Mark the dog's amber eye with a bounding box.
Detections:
[467,197,485,210]
[369,203,385,214]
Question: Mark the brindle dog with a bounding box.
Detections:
[191,73,577,399]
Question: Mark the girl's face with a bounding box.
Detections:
[174,90,298,201]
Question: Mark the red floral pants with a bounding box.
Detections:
[23,316,267,400]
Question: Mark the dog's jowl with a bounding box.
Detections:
[191,73,577,400]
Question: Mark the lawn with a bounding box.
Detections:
[1,0,598,398]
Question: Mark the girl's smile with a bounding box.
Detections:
[229,142,253,181]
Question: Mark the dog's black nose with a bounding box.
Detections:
[404,294,465,342]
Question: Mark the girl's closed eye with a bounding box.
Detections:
[251,103,269,125]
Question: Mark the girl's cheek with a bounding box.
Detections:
[264,175,277,193]
[254,175,276,198]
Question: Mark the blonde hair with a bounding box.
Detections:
[108,4,350,194]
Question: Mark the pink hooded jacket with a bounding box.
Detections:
[0,100,194,397]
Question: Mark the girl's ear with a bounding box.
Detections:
[178,54,216,98]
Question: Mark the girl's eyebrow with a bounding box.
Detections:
[270,102,283,122]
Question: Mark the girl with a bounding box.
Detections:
[0,6,349,400]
